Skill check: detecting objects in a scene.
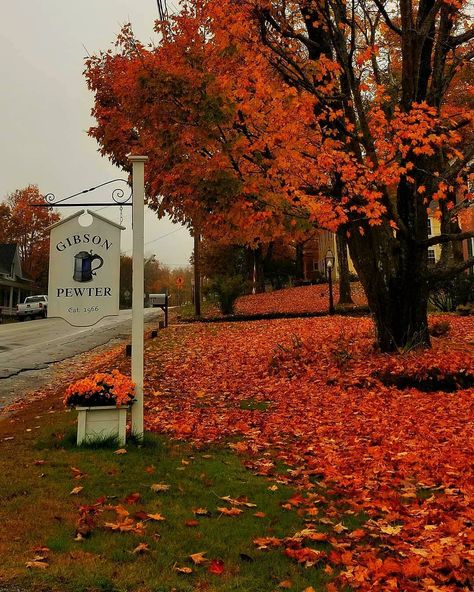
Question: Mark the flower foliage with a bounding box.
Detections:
[143,315,474,590]
[64,370,135,408]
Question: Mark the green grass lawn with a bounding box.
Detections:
[0,409,338,592]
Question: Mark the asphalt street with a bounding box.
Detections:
[0,308,162,379]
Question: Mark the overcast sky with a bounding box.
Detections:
[0,1,193,268]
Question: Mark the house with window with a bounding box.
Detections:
[300,202,473,281]
[0,244,33,315]
[460,207,474,274]
[302,230,357,281]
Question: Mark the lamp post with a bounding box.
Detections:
[325,249,335,315]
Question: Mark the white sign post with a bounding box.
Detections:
[48,210,124,326]
[129,155,148,439]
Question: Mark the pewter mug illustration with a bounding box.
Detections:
[73,251,104,282]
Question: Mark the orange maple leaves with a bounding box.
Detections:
[143,314,474,590]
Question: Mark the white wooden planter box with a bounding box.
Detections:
[76,405,128,446]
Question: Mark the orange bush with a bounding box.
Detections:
[64,369,135,408]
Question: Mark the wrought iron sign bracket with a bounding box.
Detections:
[32,179,132,209]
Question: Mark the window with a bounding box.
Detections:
[427,249,436,265]
[427,218,432,236]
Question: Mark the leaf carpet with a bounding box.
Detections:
[144,315,474,591]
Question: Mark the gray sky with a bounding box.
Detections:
[0,0,193,268]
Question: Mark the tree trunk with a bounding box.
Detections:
[254,246,266,293]
[347,224,430,352]
[336,231,353,304]
[193,230,201,316]
[439,199,465,267]
[295,242,304,282]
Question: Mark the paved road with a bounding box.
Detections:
[0,308,162,379]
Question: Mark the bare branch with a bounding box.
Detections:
[428,256,474,282]
[419,230,474,247]
[448,27,474,47]
[372,0,402,35]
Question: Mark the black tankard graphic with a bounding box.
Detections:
[73,251,104,282]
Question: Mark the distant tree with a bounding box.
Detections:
[2,186,59,291]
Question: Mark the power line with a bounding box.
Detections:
[121,226,187,254]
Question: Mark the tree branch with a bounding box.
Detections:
[419,230,474,247]
[427,256,474,282]
[372,0,402,35]
[448,27,474,47]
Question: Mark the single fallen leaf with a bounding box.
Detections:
[114,505,130,518]
[174,566,193,574]
[185,519,200,527]
[278,580,293,588]
[132,542,150,554]
[114,448,127,455]
[254,511,266,518]
[151,483,170,493]
[192,507,210,516]
[208,559,224,575]
[253,537,281,549]
[304,587,316,592]
[268,485,279,491]
[380,524,403,536]
[70,467,86,479]
[123,492,141,504]
[348,528,366,539]
[32,546,50,553]
[333,522,348,533]
[104,518,145,534]
[220,495,257,507]
[33,460,46,466]
[147,513,166,521]
[217,506,243,516]
[144,465,155,474]
[26,561,48,569]
[189,551,208,565]
[70,486,83,495]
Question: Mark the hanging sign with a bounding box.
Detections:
[48,210,124,326]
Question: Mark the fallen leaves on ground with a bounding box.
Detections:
[189,551,208,565]
[198,283,367,318]
[150,483,170,492]
[132,542,150,554]
[143,314,474,591]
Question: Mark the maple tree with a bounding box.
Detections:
[85,0,473,350]
[249,0,474,350]
[1,185,59,289]
[84,9,330,293]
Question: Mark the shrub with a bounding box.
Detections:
[429,274,474,312]
[64,370,135,407]
[310,270,327,284]
[456,303,474,316]
[429,320,450,337]
[209,275,246,315]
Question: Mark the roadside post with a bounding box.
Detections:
[35,159,148,442]
[129,155,148,440]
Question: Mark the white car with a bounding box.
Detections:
[16,295,48,320]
